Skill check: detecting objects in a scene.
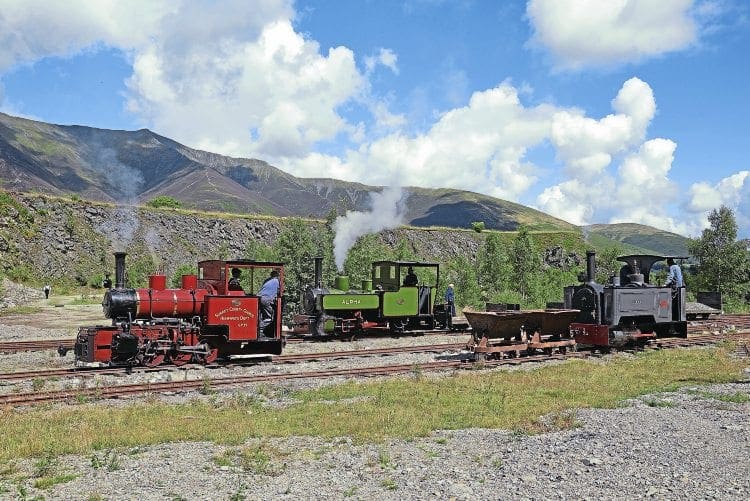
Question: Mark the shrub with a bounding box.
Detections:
[146,196,182,209]
[470,221,485,233]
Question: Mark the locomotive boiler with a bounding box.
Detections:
[74,253,285,367]
[563,251,687,348]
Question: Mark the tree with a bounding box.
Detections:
[508,225,540,302]
[343,234,392,284]
[272,219,318,302]
[688,206,750,306]
[477,232,509,296]
[443,255,482,309]
[170,263,198,288]
[595,245,623,284]
[470,221,485,233]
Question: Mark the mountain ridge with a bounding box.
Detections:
[0,112,574,231]
[0,112,690,255]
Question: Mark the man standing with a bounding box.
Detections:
[258,270,280,332]
[43,284,50,299]
[664,258,684,288]
[445,283,455,317]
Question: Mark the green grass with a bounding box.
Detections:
[0,305,42,317]
[0,348,745,461]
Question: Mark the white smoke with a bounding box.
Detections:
[89,147,145,251]
[333,187,409,270]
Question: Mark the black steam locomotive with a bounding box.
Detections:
[564,251,687,348]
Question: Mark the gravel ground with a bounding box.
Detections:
[0,380,746,500]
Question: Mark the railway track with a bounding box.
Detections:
[0,342,467,382]
[1,333,747,407]
[2,314,747,354]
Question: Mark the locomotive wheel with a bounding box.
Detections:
[143,354,165,368]
[197,347,219,365]
[171,352,193,366]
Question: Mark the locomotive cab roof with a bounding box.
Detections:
[371,260,439,267]
[616,254,689,284]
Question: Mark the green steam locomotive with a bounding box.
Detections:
[294,257,450,337]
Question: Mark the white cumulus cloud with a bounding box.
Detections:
[526,0,699,70]
[686,171,750,237]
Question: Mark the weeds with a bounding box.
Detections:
[90,449,121,471]
[33,473,78,489]
[380,478,398,490]
[377,448,392,469]
[31,378,45,392]
[689,390,750,404]
[200,374,214,395]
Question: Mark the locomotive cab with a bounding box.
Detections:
[564,251,687,348]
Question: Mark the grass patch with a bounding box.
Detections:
[0,305,42,317]
[688,390,750,404]
[33,473,78,490]
[0,348,745,461]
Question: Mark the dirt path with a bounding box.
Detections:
[2,297,104,328]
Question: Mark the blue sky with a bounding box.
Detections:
[0,0,748,237]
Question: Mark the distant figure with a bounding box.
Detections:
[403,266,418,286]
[664,258,684,288]
[258,270,280,331]
[228,268,244,291]
[103,275,113,289]
[445,283,456,317]
[43,284,50,299]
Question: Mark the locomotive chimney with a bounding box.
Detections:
[586,250,597,284]
[313,256,323,288]
[114,252,127,289]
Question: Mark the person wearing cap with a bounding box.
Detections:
[228,268,244,291]
[445,283,455,317]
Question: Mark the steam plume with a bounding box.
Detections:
[90,147,144,251]
[333,187,409,270]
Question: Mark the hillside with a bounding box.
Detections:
[584,223,690,256]
[0,112,574,232]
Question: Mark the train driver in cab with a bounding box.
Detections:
[228,268,244,292]
[403,266,418,286]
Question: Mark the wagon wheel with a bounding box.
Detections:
[171,352,193,366]
[143,353,165,368]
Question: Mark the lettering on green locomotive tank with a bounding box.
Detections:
[340,298,361,305]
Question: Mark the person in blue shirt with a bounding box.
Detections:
[258,270,280,332]
[664,258,684,288]
[445,283,455,317]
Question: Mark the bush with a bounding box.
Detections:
[146,196,182,209]
[470,221,485,233]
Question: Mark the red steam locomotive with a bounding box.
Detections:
[74,253,285,367]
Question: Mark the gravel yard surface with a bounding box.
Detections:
[1,381,747,500]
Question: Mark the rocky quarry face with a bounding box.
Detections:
[0,193,580,288]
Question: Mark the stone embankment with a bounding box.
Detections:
[0,192,579,286]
